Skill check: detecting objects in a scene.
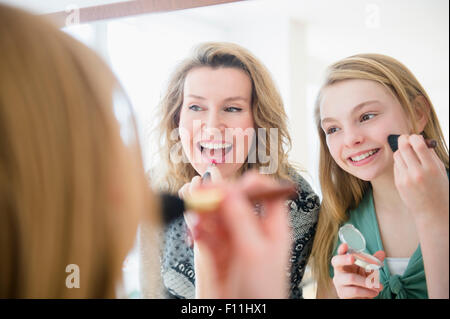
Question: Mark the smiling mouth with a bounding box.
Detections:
[198,142,233,159]
[348,148,380,162]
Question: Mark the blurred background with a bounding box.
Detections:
[2,0,448,298]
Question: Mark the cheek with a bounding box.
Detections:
[243,114,255,130]
[179,110,205,139]
[326,136,343,162]
[227,111,254,128]
[233,117,254,149]
[178,110,195,145]
[179,127,193,160]
[234,129,254,151]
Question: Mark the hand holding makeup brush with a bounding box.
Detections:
[392,134,449,223]
[188,171,292,299]
[178,164,224,297]
[393,134,449,299]
[179,164,222,245]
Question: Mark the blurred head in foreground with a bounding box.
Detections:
[0,4,154,298]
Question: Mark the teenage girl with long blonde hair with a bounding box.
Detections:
[311,53,449,299]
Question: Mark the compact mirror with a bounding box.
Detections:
[338,224,384,271]
[339,224,366,252]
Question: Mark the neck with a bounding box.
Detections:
[370,167,409,216]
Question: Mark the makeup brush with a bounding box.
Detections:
[159,183,297,226]
[387,134,437,152]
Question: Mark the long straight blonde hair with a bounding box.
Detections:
[310,53,449,291]
[153,42,294,192]
[0,4,149,298]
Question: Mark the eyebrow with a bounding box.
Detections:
[321,100,380,126]
[186,94,249,103]
[186,94,206,100]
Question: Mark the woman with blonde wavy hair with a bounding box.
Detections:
[140,42,320,299]
[311,53,449,299]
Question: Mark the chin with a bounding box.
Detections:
[350,168,385,182]
[190,163,206,176]
[354,174,373,182]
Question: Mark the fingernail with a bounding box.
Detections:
[202,171,211,183]
[349,255,355,263]
[191,224,201,241]
[186,228,193,248]
[185,211,199,226]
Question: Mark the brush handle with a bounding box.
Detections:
[160,183,298,226]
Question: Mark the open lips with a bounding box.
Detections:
[348,148,380,162]
[198,141,233,163]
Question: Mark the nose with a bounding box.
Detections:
[343,126,365,148]
[203,110,225,138]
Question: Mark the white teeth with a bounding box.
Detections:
[351,149,378,162]
[199,142,232,150]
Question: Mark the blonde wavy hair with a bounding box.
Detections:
[310,53,449,292]
[153,42,294,192]
[0,4,152,298]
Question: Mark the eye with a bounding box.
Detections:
[361,113,376,122]
[188,104,202,112]
[326,127,340,135]
[224,106,242,112]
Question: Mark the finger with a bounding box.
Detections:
[208,165,223,183]
[178,183,189,199]
[397,134,421,169]
[429,147,447,172]
[192,219,230,282]
[393,151,408,190]
[193,214,225,246]
[337,243,349,255]
[185,227,194,248]
[334,272,378,290]
[184,210,199,231]
[237,172,292,247]
[338,285,381,299]
[373,250,386,263]
[331,254,355,272]
[408,134,434,168]
[218,186,264,247]
[393,150,408,172]
[190,176,202,193]
[239,170,276,193]
[421,141,448,176]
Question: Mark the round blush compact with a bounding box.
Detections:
[338,224,384,271]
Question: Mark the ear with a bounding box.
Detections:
[412,95,430,133]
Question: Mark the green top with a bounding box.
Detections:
[329,188,428,299]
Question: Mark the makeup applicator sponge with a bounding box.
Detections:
[387,134,401,152]
[388,134,437,152]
